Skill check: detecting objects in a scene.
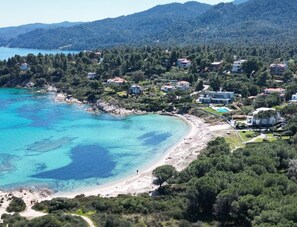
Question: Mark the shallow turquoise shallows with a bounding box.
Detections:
[0,89,189,192]
[0,47,77,60]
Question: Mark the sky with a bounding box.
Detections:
[0,0,232,28]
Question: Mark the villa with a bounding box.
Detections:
[270,63,287,76]
[232,60,246,73]
[176,81,190,90]
[129,85,142,95]
[290,93,297,102]
[246,108,280,126]
[161,84,175,92]
[107,77,127,85]
[264,88,285,97]
[20,63,29,71]
[199,91,234,104]
[177,58,191,68]
[210,61,223,71]
[86,72,97,79]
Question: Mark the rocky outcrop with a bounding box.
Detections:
[54,93,82,104]
[96,99,145,116]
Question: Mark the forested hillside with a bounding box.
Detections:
[190,0,297,43]
[6,2,211,50]
[4,0,297,50]
[0,22,82,43]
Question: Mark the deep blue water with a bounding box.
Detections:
[0,47,78,60]
[0,88,189,192]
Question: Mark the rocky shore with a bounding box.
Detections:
[96,99,146,116]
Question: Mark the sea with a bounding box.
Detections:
[0,47,77,60]
[0,88,189,192]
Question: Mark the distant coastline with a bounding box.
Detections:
[0,47,78,60]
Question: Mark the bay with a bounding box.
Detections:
[0,88,189,192]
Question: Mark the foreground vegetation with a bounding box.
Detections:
[2,138,297,226]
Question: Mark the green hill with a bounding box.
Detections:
[3,0,297,50]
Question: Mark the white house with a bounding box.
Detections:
[177,58,191,68]
[210,61,223,71]
[176,81,190,90]
[232,60,246,73]
[270,63,288,76]
[87,72,97,79]
[161,84,175,92]
[291,93,297,102]
[129,85,142,95]
[20,63,29,71]
[246,108,280,126]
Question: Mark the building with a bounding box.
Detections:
[291,93,297,102]
[232,60,246,73]
[176,81,190,90]
[20,63,29,71]
[129,85,142,95]
[264,88,285,97]
[177,58,191,68]
[270,63,287,76]
[198,91,235,104]
[161,84,175,92]
[210,61,223,71]
[86,72,97,79]
[246,108,280,126]
[107,77,127,85]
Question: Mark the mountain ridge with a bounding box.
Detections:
[2,0,297,50]
[0,21,83,42]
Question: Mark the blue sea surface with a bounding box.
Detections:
[0,88,189,192]
[0,47,78,60]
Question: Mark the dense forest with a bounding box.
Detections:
[2,138,297,226]
[2,0,297,50]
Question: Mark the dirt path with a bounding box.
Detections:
[71,214,96,227]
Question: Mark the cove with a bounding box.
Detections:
[0,88,189,192]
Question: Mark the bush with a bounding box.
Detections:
[6,197,26,213]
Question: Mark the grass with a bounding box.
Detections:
[117,91,127,97]
[75,209,96,216]
[239,131,258,142]
[225,132,245,151]
[254,138,263,143]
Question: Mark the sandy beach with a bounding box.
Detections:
[0,114,231,219]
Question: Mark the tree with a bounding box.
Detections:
[152,165,177,187]
[209,75,221,91]
[195,80,204,91]
[242,58,262,75]
[288,159,297,179]
[6,197,26,213]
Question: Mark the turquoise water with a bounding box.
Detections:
[0,47,78,60]
[217,107,229,113]
[0,88,189,192]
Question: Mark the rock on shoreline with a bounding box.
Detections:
[54,93,82,104]
[96,99,146,116]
